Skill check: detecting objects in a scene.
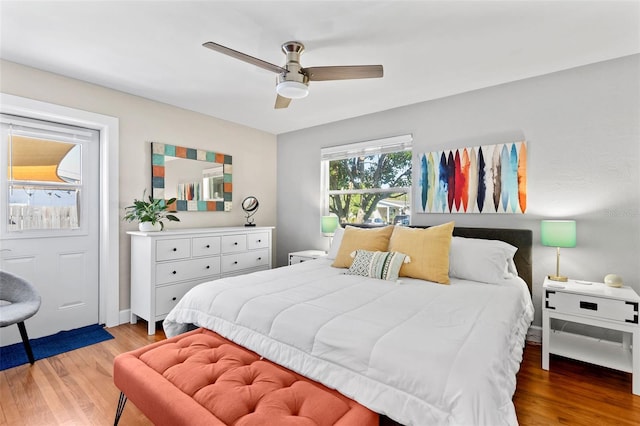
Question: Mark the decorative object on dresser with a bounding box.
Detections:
[151,142,232,212]
[128,227,273,334]
[122,190,179,231]
[542,277,640,395]
[241,196,259,226]
[541,219,576,282]
[288,250,328,265]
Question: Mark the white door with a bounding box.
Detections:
[0,115,100,346]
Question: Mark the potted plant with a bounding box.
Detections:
[123,190,180,231]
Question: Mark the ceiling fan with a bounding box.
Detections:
[202,40,383,109]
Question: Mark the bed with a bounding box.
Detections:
[163,224,534,426]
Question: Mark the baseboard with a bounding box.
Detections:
[118,309,131,325]
[526,325,542,344]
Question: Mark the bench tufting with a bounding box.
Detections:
[113,327,379,426]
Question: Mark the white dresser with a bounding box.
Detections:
[128,226,273,334]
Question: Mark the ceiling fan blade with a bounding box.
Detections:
[304,65,383,81]
[203,41,287,74]
[275,94,291,109]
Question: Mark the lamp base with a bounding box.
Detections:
[547,274,568,282]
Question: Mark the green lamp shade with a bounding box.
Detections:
[321,215,339,236]
[541,220,576,248]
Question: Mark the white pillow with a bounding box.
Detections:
[326,226,345,260]
[448,236,518,284]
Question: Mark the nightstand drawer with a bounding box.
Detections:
[546,290,639,324]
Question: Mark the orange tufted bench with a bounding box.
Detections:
[113,327,379,426]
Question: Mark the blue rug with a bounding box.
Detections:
[0,324,114,371]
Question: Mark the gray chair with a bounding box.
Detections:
[0,270,41,364]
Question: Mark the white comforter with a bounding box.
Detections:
[164,259,534,426]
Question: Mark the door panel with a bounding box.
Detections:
[0,115,99,346]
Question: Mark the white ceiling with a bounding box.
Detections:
[1,1,638,135]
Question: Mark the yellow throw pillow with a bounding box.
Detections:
[331,225,395,268]
[388,222,455,284]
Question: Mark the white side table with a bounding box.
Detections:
[542,277,640,395]
[288,250,328,265]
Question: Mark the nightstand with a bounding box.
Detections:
[288,250,328,265]
[542,277,640,395]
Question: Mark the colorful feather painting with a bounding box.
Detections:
[417,141,527,214]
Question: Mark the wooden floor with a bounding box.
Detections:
[1,322,638,425]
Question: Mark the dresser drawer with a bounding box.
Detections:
[156,257,221,285]
[192,236,221,257]
[247,232,270,250]
[155,281,199,317]
[222,234,247,253]
[546,290,639,323]
[156,238,191,261]
[222,249,269,273]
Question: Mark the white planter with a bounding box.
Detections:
[139,222,162,232]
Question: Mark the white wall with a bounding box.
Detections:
[277,54,640,327]
[0,59,278,311]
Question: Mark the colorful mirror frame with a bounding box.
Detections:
[151,142,232,212]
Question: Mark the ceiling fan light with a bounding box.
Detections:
[276,81,309,99]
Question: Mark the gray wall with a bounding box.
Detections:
[276,54,640,327]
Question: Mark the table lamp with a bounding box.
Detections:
[321,215,339,237]
[541,220,576,282]
[321,215,339,251]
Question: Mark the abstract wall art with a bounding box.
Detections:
[416,141,527,214]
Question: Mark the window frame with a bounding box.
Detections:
[320,134,413,224]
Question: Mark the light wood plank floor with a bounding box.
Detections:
[1,322,638,425]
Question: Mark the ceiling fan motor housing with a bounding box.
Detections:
[276,41,309,99]
[279,41,308,85]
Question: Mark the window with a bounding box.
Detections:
[1,114,97,233]
[321,134,412,225]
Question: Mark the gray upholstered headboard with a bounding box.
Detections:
[343,224,533,292]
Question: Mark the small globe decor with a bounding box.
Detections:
[242,196,259,227]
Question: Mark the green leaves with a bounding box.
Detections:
[122,190,180,227]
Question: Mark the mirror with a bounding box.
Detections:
[151,142,232,212]
[242,196,259,227]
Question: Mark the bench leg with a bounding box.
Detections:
[114,392,127,426]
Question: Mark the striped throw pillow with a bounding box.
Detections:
[345,250,410,281]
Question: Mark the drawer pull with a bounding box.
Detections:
[233,261,238,265]
[172,297,177,301]
[257,257,262,261]
[206,265,210,269]
[257,239,261,243]
[580,301,598,311]
[206,244,210,248]
[172,248,177,252]
[172,271,177,275]
[234,242,238,246]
